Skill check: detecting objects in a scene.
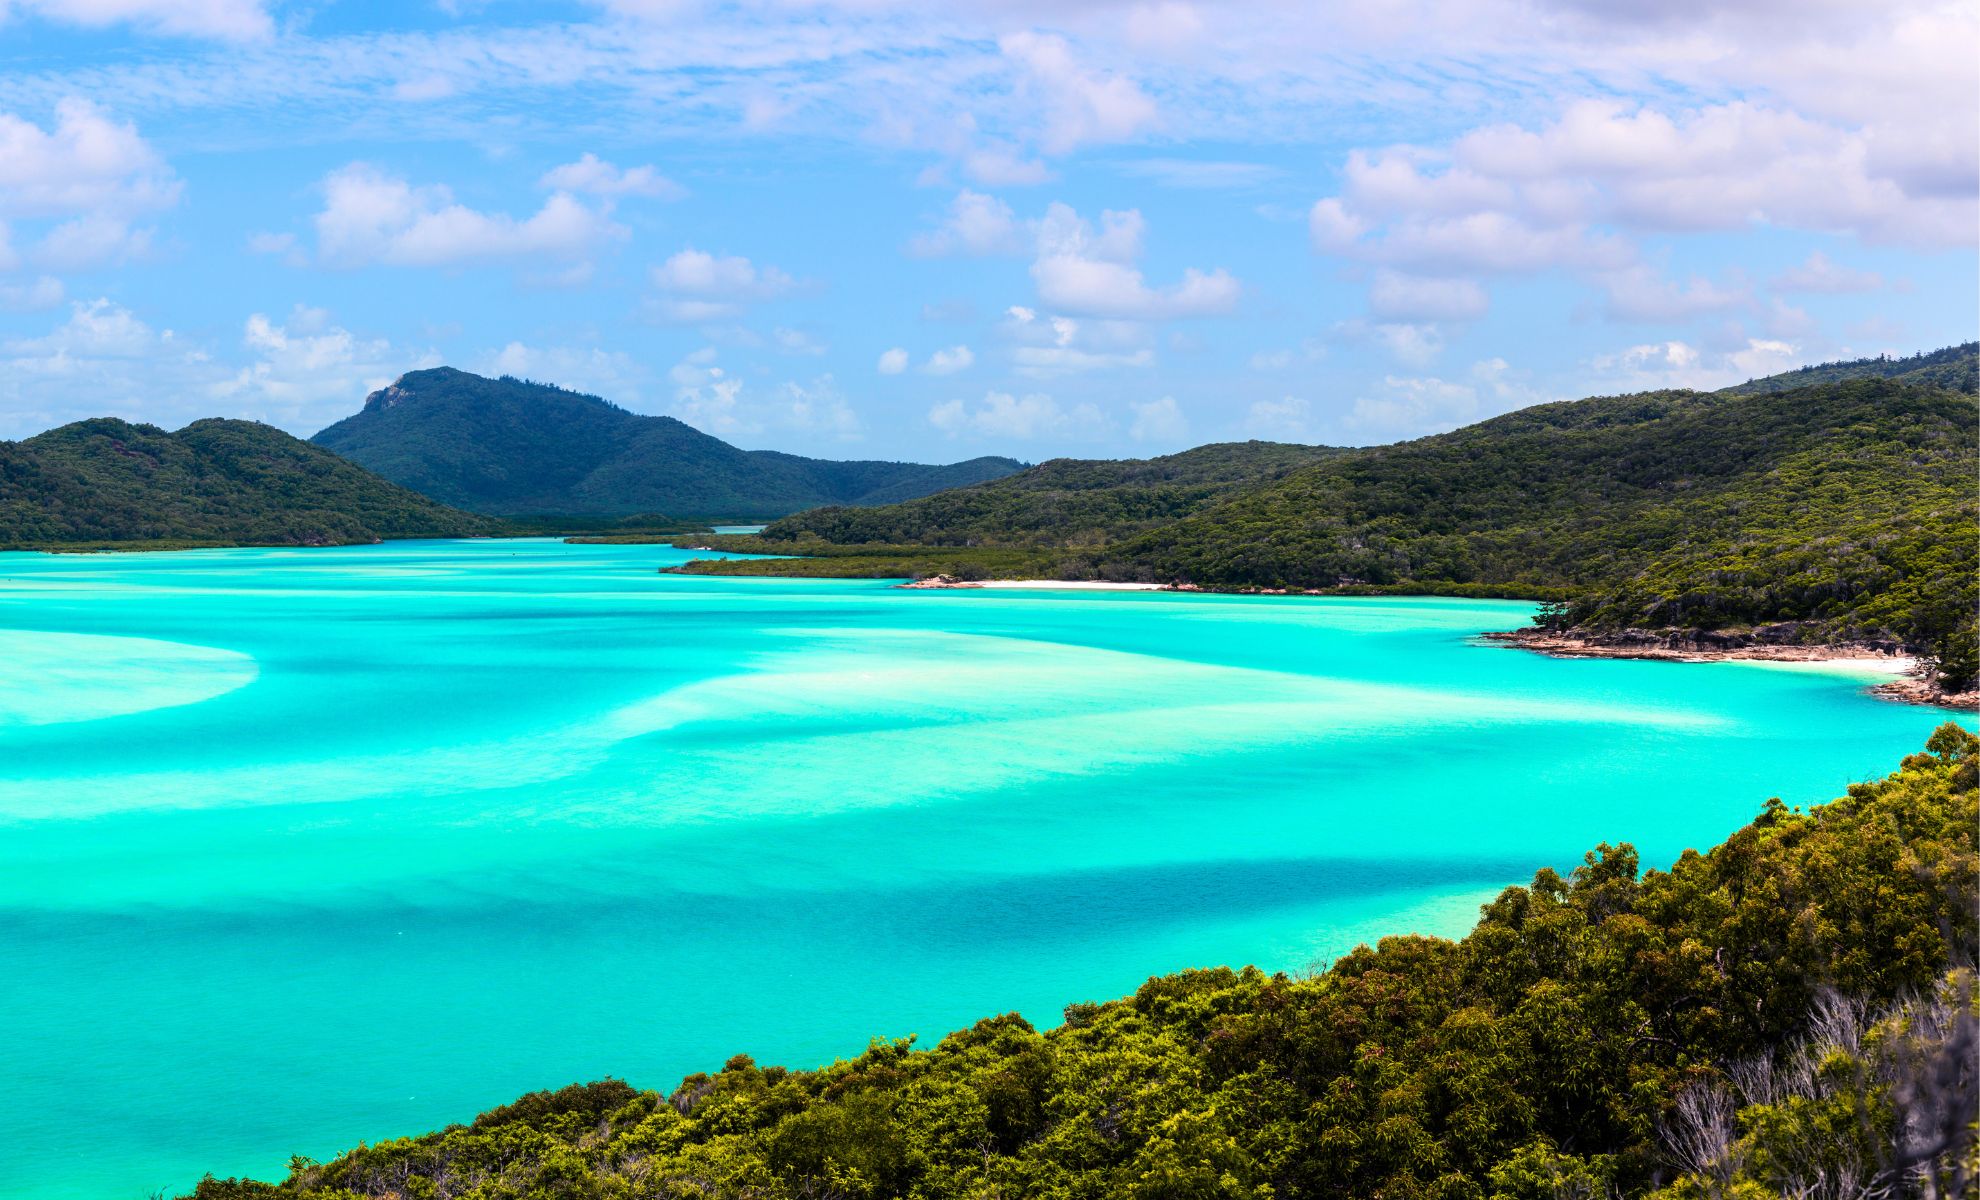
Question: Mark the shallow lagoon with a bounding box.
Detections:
[0,538,1963,1198]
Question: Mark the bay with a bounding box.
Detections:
[0,538,1961,1199]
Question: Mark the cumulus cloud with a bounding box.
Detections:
[481,340,648,405]
[0,299,429,436]
[877,347,908,375]
[1590,336,1803,391]
[1597,265,1749,322]
[1310,93,1974,331]
[929,390,1110,441]
[665,347,856,440]
[647,247,798,321]
[1031,202,1239,319]
[999,31,1158,154]
[909,189,1025,258]
[1771,251,1884,293]
[1002,305,1156,375]
[0,100,179,219]
[312,163,622,268]
[217,306,430,429]
[923,344,974,375]
[539,153,685,200]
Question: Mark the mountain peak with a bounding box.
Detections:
[314,367,1024,518]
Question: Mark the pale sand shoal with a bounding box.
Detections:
[905,579,1167,591]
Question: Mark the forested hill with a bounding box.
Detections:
[311,368,1025,518]
[0,418,493,550]
[692,346,1979,689]
[1717,341,1977,396]
[184,723,1980,1200]
[1120,377,1977,683]
[761,440,1344,546]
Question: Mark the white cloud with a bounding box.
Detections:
[909,189,1024,258]
[539,153,685,201]
[1368,270,1489,321]
[1342,374,1483,442]
[0,300,426,436]
[778,377,860,440]
[0,0,271,40]
[646,248,798,322]
[1002,305,1156,375]
[1334,318,1446,368]
[0,100,179,219]
[6,297,161,359]
[664,347,856,440]
[33,214,153,269]
[1771,251,1883,293]
[877,347,908,375]
[1590,336,1804,391]
[1031,201,1239,319]
[0,274,63,310]
[481,339,647,405]
[923,344,973,375]
[313,163,622,268]
[928,390,1110,441]
[651,247,794,297]
[1597,265,1749,321]
[217,306,430,429]
[1128,394,1189,444]
[998,31,1158,155]
[1310,91,1974,328]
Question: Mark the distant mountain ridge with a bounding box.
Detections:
[0,418,493,550]
[311,368,1026,518]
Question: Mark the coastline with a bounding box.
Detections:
[898,576,1166,591]
[1485,628,1978,711]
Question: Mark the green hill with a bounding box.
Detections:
[311,368,1025,518]
[689,345,1980,689]
[1718,342,1978,396]
[763,440,1344,548]
[1120,378,1976,681]
[182,723,1980,1200]
[0,417,493,550]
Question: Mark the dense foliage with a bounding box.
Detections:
[186,724,1979,1200]
[312,369,1024,518]
[0,417,493,549]
[1716,343,1978,397]
[1123,379,1978,686]
[759,442,1343,547]
[697,347,1980,690]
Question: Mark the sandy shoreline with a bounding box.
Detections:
[900,577,1166,591]
[1485,629,1976,711]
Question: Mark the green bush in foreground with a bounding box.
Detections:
[188,725,1978,1200]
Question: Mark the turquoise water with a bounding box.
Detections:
[0,538,1964,1199]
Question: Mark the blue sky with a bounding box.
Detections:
[0,0,1973,461]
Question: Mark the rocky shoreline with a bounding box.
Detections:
[1485,628,1977,711]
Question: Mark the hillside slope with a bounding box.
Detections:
[183,724,1980,1200]
[1718,341,1977,396]
[311,369,1023,518]
[759,440,1345,547]
[0,418,493,550]
[689,345,1980,688]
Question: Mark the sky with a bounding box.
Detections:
[0,0,1974,461]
